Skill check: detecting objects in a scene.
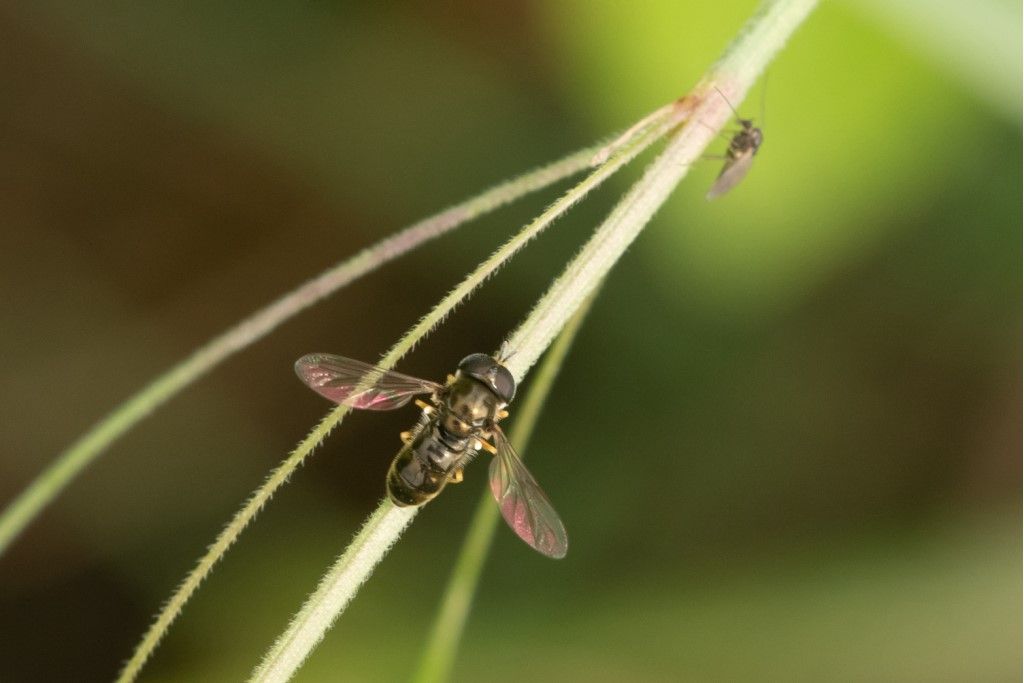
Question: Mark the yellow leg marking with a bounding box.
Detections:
[399,430,412,444]
[496,409,509,421]
[477,439,497,455]
[415,399,434,413]
[448,469,464,484]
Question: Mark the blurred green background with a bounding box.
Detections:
[0,1,1019,681]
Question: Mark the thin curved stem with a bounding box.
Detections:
[0,146,598,558]
[412,285,600,683]
[118,122,670,683]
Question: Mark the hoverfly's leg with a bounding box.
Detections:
[414,399,435,415]
[496,409,509,421]
[448,468,464,484]
[475,438,498,455]
[399,430,413,444]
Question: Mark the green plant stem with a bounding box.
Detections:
[412,286,600,683]
[119,120,673,683]
[0,148,600,559]
[242,2,817,680]
[250,500,418,683]
[243,120,677,683]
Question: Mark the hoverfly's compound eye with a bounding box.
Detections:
[457,353,516,404]
[488,364,516,404]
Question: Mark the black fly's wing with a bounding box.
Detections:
[295,353,441,410]
[706,148,756,200]
[488,427,568,559]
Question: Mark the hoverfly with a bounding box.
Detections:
[294,352,568,558]
[706,87,763,200]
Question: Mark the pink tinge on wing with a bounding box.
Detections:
[314,386,403,410]
[502,498,536,545]
[347,391,401,409]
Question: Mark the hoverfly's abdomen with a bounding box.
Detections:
[386,426,463,507]
[387,445,445,506]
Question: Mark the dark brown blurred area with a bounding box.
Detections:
[0,5,568,678]
[0,9,375,677]
[0,2,1019,681]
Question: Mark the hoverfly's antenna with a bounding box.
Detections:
[495,340,516,364]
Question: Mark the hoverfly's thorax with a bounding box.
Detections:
[441,375,504,436]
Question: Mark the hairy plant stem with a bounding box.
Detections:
[412,286,599,683]
[0,148,598,558]
[243,1,818,680]
[118,119,674,683]
[251,500,418,683]
[507,0,819,376]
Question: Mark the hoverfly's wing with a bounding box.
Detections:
[488,427,568,559]
[295,353,441,410]
[706,149,755,200]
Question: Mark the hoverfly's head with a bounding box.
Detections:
[457,353,516,404]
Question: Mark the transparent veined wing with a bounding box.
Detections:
[294,353,441,410]
[706,149,756,200]
[488,427,568,559]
